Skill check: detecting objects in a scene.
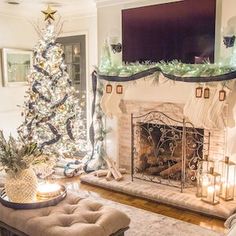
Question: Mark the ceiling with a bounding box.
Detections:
[0,0,97,19]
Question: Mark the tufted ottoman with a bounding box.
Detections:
[0,191,130,236]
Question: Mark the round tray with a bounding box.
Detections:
[0,185,67,209]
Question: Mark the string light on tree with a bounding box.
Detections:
[18,6,87,157]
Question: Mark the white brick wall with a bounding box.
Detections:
[118,100,225,171]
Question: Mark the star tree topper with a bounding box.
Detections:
[41,5,57,21]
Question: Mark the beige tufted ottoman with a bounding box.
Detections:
[0,191,130,236]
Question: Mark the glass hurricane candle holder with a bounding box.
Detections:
[201,167,221,205]
[220,156,236,201]
[37,183,62,199]
[196,155,214,197]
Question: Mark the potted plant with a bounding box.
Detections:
[0,130,41,203]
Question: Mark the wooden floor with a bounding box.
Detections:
[58,176,226,234]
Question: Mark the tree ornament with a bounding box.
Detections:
[195,86,203,98]
[41,5,57,22]
[204,87,210,99]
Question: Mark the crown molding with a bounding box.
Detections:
[95,0,142,8]
[95,0,182,8]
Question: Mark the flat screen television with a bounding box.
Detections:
[122,0,216,64]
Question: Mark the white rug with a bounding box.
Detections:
[66,186,224,236]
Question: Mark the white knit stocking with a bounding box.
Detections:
[106,83,126,118]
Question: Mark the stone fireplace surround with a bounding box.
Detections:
[117,100,225,172]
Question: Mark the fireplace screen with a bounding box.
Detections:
[131,111,210,192]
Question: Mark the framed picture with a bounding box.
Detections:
[1,48,33,86]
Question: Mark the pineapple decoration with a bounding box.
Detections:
[18,6,87,157]
[0,130,41,203]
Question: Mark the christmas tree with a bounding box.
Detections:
[18,8,87,157]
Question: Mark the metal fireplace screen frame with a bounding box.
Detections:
[131,110,210,192]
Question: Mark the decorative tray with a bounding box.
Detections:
[0,185,67,209]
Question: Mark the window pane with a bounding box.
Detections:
[73,44,80,63]
[64,45,73,63]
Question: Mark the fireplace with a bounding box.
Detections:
[117,101,226,192]
[131,110,210,191]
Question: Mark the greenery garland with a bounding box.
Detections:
[99,60,236,78]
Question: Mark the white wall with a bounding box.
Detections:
[0,13,97,138]
[0,15,37,137]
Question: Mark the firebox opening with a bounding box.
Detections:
[137,123,204,183]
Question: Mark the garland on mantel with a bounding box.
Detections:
[98,61,236,83]
[86,61,236,171]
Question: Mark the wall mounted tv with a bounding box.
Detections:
[122,0,216,64]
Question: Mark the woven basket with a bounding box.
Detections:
[5,168,38,203]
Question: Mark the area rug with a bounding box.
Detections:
[66,186,224,236]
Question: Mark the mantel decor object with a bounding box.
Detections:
[116,84,123,94]
[201,167,221,205]
[110,43,122,54]
[219,89,226,101]
[195,86,203,98]
[219,156,236,201]
[204,87,210,99]
[106,84,112,93]
[223,35,236,48]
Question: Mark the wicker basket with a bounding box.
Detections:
[4,168,38,203]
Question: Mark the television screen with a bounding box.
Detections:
[122,0,216,64]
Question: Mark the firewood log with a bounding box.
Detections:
[105,170,112,181]
[105,157,123,181]
[146,155,159,165]
[94,168,127,177]
[94,170,109,177]
[160,162,182,178]
[146,166,167,175]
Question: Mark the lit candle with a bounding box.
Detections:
[221,182,234,199]
[37,183,61,198]
[207,185,215,203]
[202,176,209,197]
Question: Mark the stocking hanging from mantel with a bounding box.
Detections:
[184,84,231,129]
[100,81,128,118]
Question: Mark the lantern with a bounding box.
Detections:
[106,84,112,93]
[219,89,226,101]
[204,87,210,99]
[116,84,123,94]
[201,167,221,205]
[196,155,214,197]
[220,156,236,201]
[195,87,203,98]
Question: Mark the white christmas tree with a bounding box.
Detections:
[18,10,87,157]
